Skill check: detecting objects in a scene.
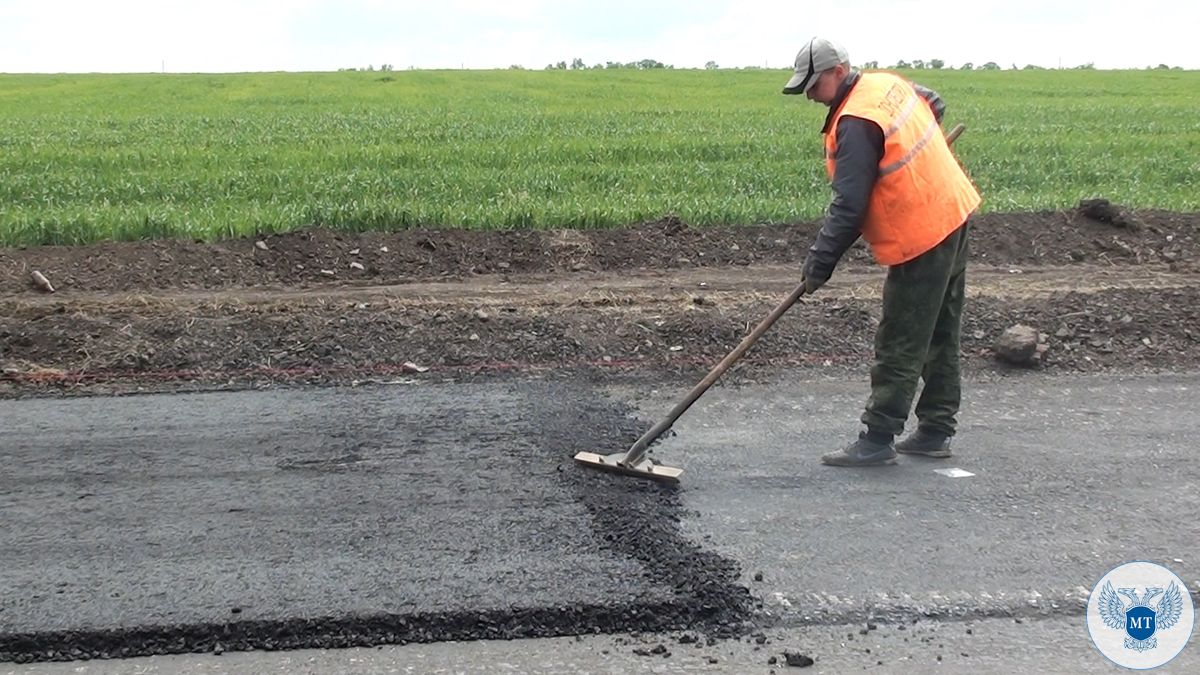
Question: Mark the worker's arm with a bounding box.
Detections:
[802,116,883,291]
[913,82,946,122]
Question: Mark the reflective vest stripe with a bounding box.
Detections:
[880,118,939,177]
[884,94,919,139]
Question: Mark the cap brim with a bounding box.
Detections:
[782,70,814,95]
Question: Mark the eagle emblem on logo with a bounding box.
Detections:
[1097,580,1185,652]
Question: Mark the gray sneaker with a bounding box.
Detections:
[895,428,953,458]
[820,433,897,467]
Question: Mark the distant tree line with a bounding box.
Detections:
[540,58,674,70]
[862,59,1181,71]
[541,58,1184,72]
[338,64,394,72]
[527,60,770,70]
[339,60,1182,73]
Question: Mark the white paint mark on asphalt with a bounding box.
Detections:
[934,468,975,478]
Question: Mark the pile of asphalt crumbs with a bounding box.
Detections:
[548,383,756,637]
[0,380,753,663]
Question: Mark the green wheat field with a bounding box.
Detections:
[1,68,1197,246]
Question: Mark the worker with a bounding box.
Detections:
[782,37,981,467]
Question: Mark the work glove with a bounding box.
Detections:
[801,253,834,294]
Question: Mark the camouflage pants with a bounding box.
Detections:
[861,222,969,437]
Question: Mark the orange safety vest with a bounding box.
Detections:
[825,72,981,265]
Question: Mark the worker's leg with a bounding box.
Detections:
[912,224,970,437]
[860,225,966,438]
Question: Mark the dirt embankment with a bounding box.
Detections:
[2,201,1198,396]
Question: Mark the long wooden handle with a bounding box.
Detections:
[620,283,808,466]
[945,122,966,145]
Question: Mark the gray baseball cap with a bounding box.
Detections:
[782,37,849,94]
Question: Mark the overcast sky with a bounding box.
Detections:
[2,0,1196,73]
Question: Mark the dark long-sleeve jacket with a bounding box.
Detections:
[803,70,945,284]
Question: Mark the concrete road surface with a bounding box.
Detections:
[2,371,1198,671]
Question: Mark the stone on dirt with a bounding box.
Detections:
[30,270,54,293]
[994,324,1048,367]
[784,650,815,667]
